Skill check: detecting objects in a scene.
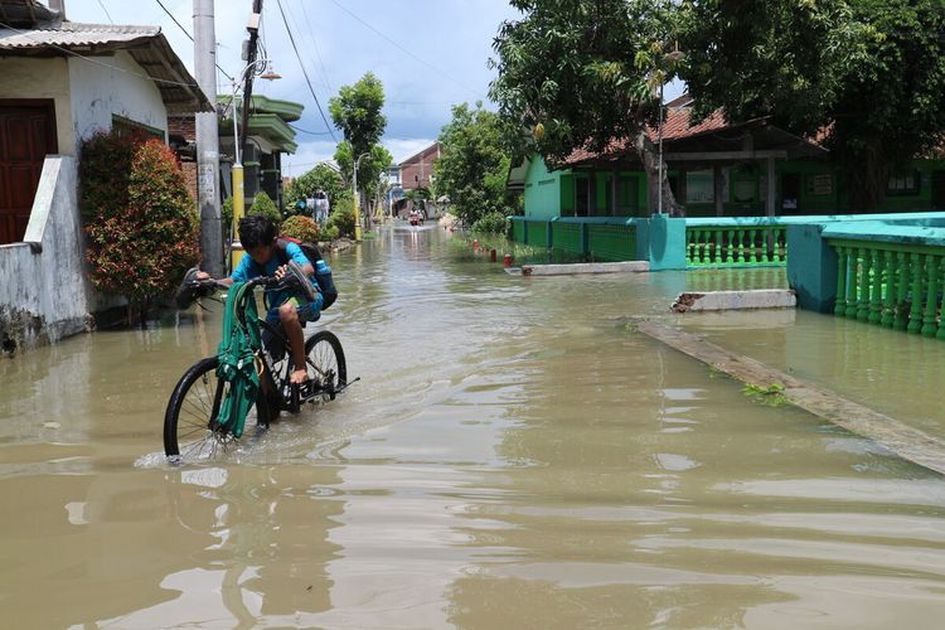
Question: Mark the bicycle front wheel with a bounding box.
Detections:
[163,357,269,461]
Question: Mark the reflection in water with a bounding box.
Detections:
[2,228,945,627]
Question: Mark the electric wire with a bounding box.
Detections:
[295,0,335,95]
[274,0,338,142]
[325,0,478,98]
[0,19,203,89]
[95,0,114,24]
[289,123,333,136]
[153,0,235,82]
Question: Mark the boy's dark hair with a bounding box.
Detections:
[238,214,276,249]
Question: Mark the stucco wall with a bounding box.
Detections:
[68,51,168,147]
[0,57,75,155]
[523,156,562,219]
[0,156,90,353]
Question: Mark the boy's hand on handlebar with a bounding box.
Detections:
[195,271,211,281]
[274,265,288,281]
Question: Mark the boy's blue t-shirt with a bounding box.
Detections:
[231,242,317,312]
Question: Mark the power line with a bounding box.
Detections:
[290,123,334,136]
[0,19,203,89]
[326,0,478,98]
[96,0,114,24]
[153,0,235,82]
[296,0,335,95]
[275,0,338,142]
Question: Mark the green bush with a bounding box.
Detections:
[221,196,234,238]
[322,225,340,241]
[281,215,320,243]
[325,197,356,238]
[471,211,508,235]
[82,135,199,322]
[248,191,282,228]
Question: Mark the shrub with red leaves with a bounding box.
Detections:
[81,131,199,321]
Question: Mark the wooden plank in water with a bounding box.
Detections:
[636,320,945,476]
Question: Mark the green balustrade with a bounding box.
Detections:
[525,220,550,248]
[830,238,945,339]
[551,221,584,255]
[684,224,787,268]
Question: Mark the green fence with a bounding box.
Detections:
[686,223,787,267]
[508,216,639,261]
[830,239,945,337]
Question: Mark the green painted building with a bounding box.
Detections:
[218,94,304,210]
[509,99,945,219]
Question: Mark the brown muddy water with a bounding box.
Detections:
[3,227,945,628]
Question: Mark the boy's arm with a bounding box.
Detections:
[195,271,235,286]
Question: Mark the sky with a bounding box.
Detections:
[66,0,523,176]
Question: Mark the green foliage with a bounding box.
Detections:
[82,134,199,315]
[334,140,393,204]
[322,225,340,241]
[221,196,234,237]
[79,129,148,219]
[489,0,683,214]
[680,0,945,209]
[471,211,509,235]
[283,163,349,214]
[434,103,521,226]
[248,191,282,228]
[329,73,391,207]
[280,215,320,243]
[741,383,788,408]
[325,196,356,239]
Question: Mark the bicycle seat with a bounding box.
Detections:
[285,261,316,303]
[175,267,201,309]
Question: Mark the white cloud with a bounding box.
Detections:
[385,138,437,164]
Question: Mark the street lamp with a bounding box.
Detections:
[352,151,370,242]
[228,59,280,268]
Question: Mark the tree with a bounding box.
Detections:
[433,102,520,226]
[334,141,392,215]
[283,163,350,214]
[680,0,945,210]
[248,191,282,227]
[490,0,685,215]
[82,134,199,324]
[329,72,389,224]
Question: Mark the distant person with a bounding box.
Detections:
[314,190,330,225]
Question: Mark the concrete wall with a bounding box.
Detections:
[68,51,168,148]
[0,57,75,155]
[0,156,90,353]
[523,156,562,219]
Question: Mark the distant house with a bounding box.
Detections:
[510,95,945,219]
[0,0,209,351]
[399,142,440,191]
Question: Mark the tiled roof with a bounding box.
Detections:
[562,106,730,167]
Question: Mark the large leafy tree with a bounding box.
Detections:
[434,102,520,226]
[681,0,945,210]
[329,72,388,212]
[334,141,393,214]
[490,0,685,215]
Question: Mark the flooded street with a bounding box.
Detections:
[3,227,945,628]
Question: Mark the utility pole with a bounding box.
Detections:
[241,0,264,166]
[194,0,223,276]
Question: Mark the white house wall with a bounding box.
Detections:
[68,50,168,147]
[0,57,75,155]
[0,156,88,352]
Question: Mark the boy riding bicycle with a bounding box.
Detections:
[197,215,322,386]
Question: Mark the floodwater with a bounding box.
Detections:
[3,227,945,628]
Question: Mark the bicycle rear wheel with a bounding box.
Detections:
[163,357,269,461]
[302,331,347,401]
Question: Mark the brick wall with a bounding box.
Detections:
[400,143,440,190]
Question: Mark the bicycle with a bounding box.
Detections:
[164,267,348,462]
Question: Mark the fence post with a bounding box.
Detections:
[786,223,837,313]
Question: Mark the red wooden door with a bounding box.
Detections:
[0,100,58,245]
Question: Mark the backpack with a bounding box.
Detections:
[275,237,338,309]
